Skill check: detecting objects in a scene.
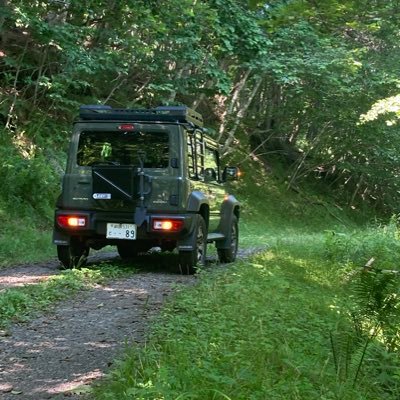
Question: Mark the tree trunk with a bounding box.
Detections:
[6,39,29,128]
[221,76,262,154]
[217,68,252,142]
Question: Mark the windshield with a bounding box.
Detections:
[77,130,169,168]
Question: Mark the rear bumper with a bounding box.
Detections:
[53,209,195,246]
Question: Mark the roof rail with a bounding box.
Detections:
[79,105,203,128]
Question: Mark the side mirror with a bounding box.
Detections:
[222,166,240,181]
[204,167,217,182]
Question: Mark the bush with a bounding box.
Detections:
[324,220,400,270]
[0,129,61,264]
[0,131,59,221]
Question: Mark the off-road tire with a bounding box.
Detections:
[57,240,89,269]
[178,215,207,274]
[217,215,239,263]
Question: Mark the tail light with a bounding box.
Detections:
[118,124,135,131]
[57,215,87,228]
[152,218,184,232]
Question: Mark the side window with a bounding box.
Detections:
[204,146,218,170]
[204,146,219,182]
[187,130,205,179]
[187,130,219,181]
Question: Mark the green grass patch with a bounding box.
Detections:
[0,194,56,267]
[0,262,135,328]
[324,219,400,269]
[94,252,342,399]
[0,225,55,267]
[0,128,63,266]
[93,225,400,400]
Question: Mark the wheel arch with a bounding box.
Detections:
[218,195,240,229]
[187,190,210,228]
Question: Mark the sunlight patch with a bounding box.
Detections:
[359,94,400,125]
[11,131,37,159]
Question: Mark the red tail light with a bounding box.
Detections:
[152,218,184,232]
[118,124,135,131]
[57,215,87,228]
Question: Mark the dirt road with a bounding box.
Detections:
[0,247,263,399]
[0,253,195,399]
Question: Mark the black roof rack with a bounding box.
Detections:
[79,105,203,128]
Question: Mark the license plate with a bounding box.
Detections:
[106,223,137,240]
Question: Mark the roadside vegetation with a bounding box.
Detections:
[0,130,62,266]
[91,165,400,400]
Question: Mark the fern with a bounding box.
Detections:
[332,265,400,390]
[330,321,373,385]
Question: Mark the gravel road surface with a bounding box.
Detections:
[0,247,265,399]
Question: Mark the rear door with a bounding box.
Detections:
[62,123,171,212]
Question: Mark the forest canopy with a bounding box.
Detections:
[1,0,400,213]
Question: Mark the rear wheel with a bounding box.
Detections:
[178,215,207,274]
[217,215,239,263]
[57,239,89,269]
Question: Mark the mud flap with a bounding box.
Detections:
[53,230,70,246]
[177,215,197,251]
[134,206,147,227]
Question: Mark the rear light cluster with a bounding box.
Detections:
[57,215,182,232]
[152,218,183,232]
[57,215,87,228]
[118,124,135,131]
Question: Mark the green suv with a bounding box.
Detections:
[53,105,240,273]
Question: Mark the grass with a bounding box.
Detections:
[0,262,135,329]
[93,228,400,399]
[0,198,56,267]
[90,244,349,399]
[91,164,400,400]
[0,225,55,267]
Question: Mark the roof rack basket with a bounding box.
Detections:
[79,105,203,128]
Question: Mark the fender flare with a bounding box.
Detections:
[187,191,210,227]
[186,191,209,212]
[178,192,209,251]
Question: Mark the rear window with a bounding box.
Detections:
[77,130,169,168]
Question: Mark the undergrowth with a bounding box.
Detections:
[0,220,55,267]
[0,126,65,266]
[325,224,400,397]
[325,218,400,270]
